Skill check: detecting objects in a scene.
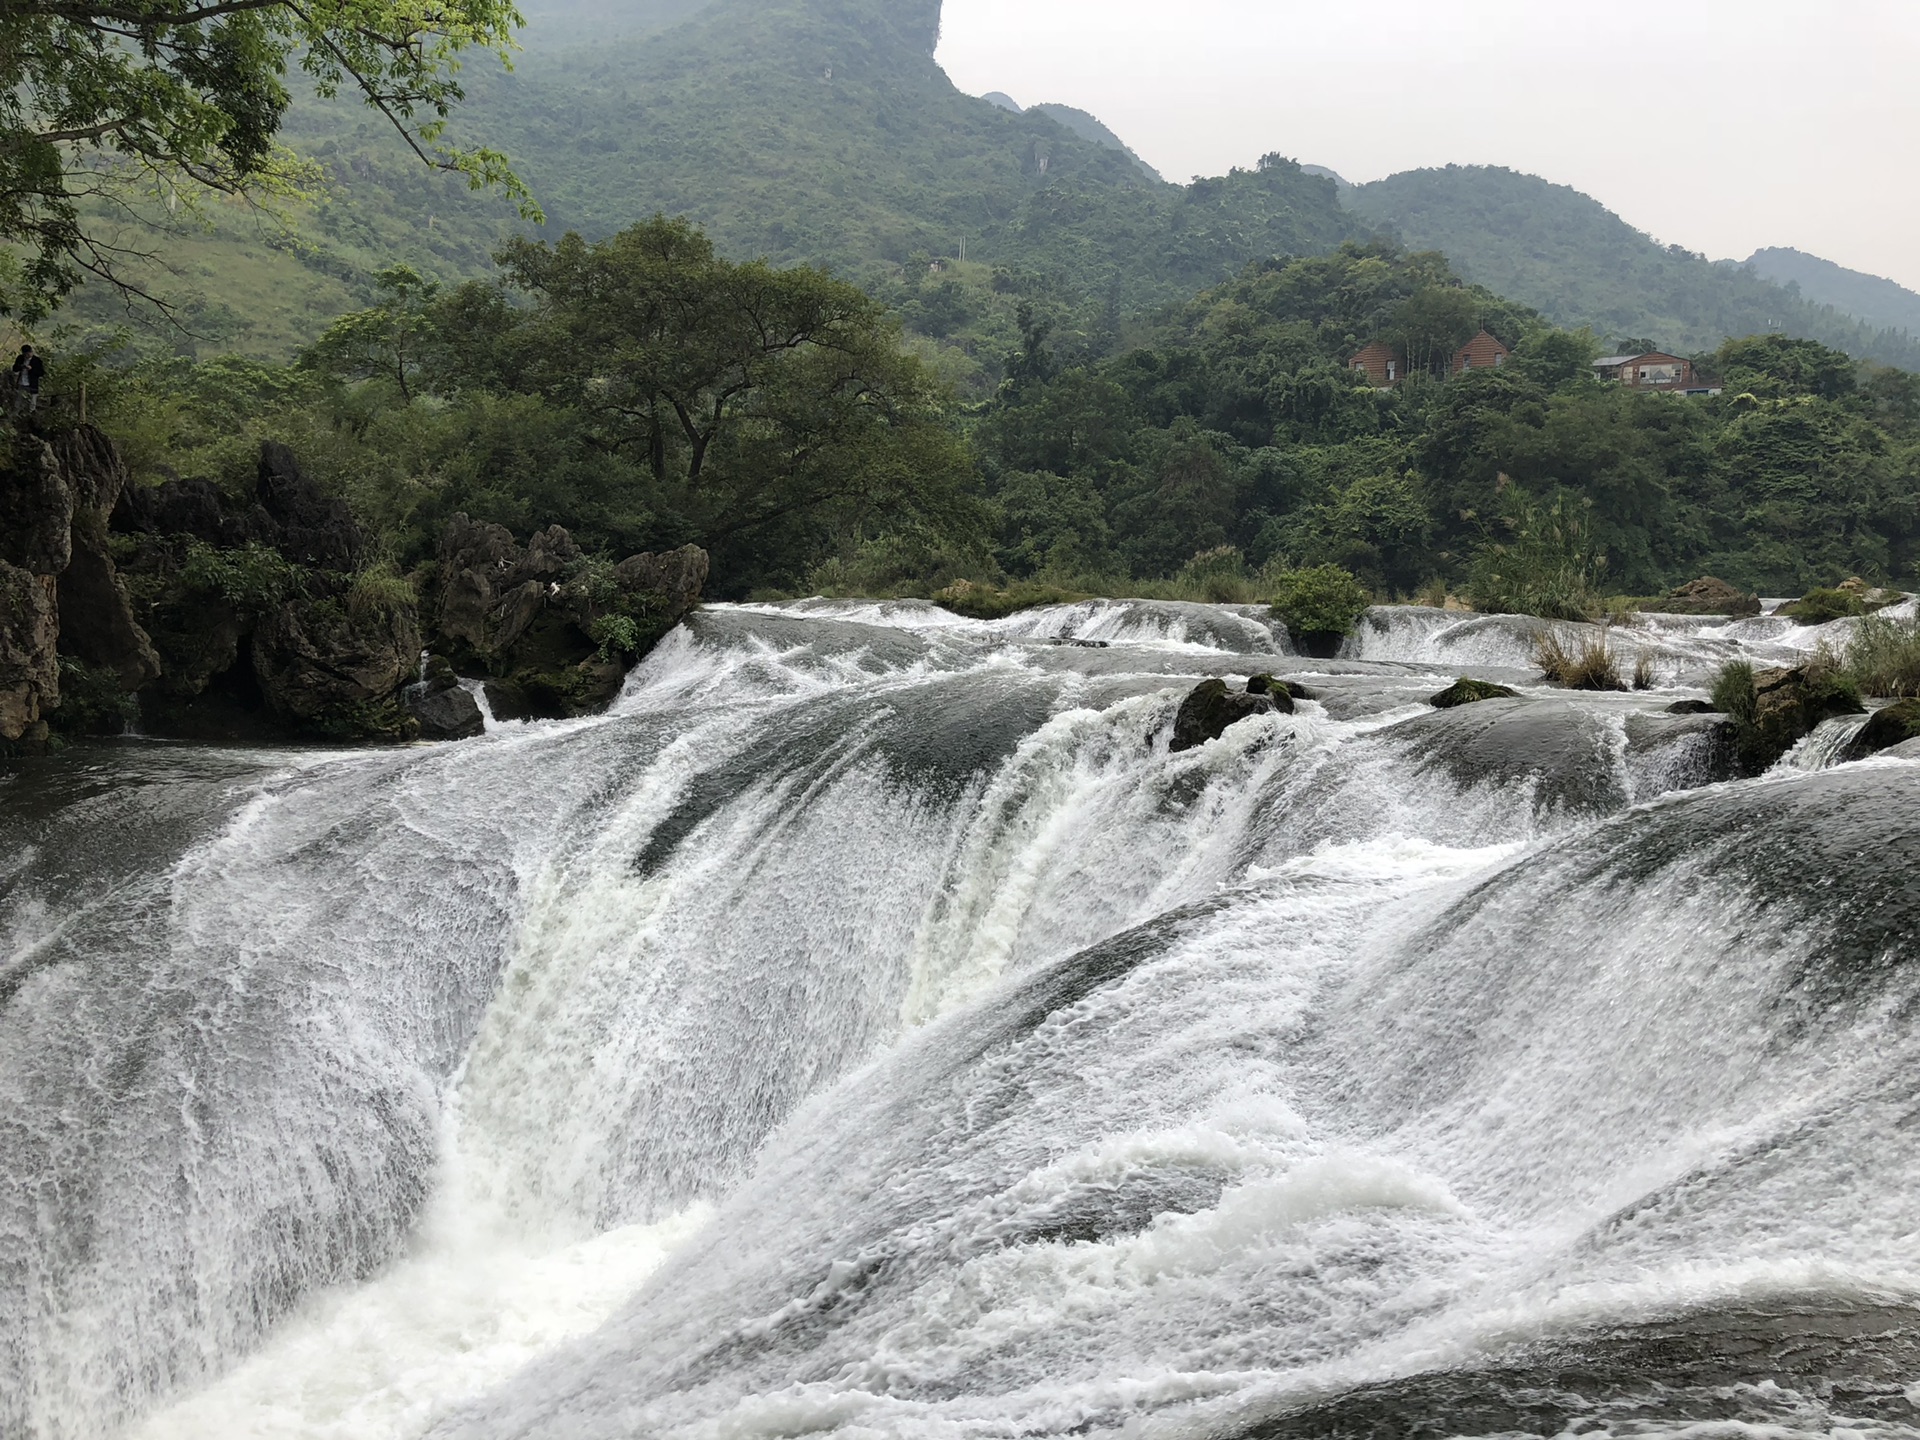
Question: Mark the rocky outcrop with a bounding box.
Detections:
[0,563,59,744]
[252,597,421,740]
[1727,665,1866,774]
[1841,699,1920,763]
[433,513,708,719]
[1430,678,1519,709]
[2,426,706,746]
[1169,679,1282,753]
[1659,577,1762,617]
[50,427,160,691]
[0,437,71,743]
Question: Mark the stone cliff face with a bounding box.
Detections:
[0,425,708,749]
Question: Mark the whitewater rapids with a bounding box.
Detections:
[2,599,1917,1439]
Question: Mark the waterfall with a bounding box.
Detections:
[3,601,1916,1440]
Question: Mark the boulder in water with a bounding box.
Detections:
[1430,678,1519,709]
[1665,699,1718,715]
[1659,577,1762,617]
[1841,699,1920,763]
[407,682,485,742]
[1169,679,1278,753]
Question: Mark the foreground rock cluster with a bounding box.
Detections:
[0,424,705,749]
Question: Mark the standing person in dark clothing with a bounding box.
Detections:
[11,346,45,417]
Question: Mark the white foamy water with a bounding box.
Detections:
[3,599,1918,1440]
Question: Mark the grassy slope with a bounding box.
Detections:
[1347,165,1920,369]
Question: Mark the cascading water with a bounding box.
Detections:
[2,600,1916,1439]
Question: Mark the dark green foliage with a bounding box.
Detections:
[1466,491,1607,622]
[931,580,1088,620]
[179,541,306,613]
[1269,565,1369,638]
[48,659,138,737]
[1711,661,1758,727]
[1430,678,1519,708]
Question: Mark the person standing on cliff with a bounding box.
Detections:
[10,346,44,417]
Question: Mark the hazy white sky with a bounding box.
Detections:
[936,0,1920,292]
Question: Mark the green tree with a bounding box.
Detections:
[302,264,440,402]
[0,0,531,318]
[483,217,978,586]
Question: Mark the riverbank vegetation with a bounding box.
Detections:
[23,231,1920,610]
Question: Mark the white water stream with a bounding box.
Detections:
[2,599,1917,1439]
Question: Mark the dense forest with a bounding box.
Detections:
[53,232,1920,616]
[1747,247,1920,342]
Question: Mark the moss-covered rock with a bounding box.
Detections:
[1658,577,1761,617]
[1247,674,1311,703]
[1842,699,1920,763]
[1779,588,1868,625]
[1430,678,1519,709]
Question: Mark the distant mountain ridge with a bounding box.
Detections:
[1746,247,1920,341]
[1343,165,1920,369]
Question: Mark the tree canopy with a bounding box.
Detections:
[0,0,531,319]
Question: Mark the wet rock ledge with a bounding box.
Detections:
[0,423,705,750]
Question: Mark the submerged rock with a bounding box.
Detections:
[1430,678,1519,709]
[1841,699,1920,763]
[1169,679,1279,753]
[1665,699,1718,715]
[1659,576,1762,617]
[1384,698,1736,815]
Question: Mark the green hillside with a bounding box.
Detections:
[1747,247,1920,341]
[55,0,1358,367]
[1347,165,1920,370]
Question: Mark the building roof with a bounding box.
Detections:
[1594,352,1686,367]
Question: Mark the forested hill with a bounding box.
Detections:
[1346,166,1920,370]
[71,0,1359,362]
[1747,248,1920,342]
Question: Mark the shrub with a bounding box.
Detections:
[1269,564,1369,637]
[1465,491,1605,622]
[1174,547,1254,604]
[1632,652,1655,691]
[589,612,643,659]
[1535,629,1626,691]
[1711,660,1757,727]
[346,565,418,624]
[179,541,305,614]
[49,659,138,737]
[1842,614,1920,697]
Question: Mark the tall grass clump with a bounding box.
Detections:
[1465,490,1606,622]
[1842,614,1920,697]
[1534,628,1626,690]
